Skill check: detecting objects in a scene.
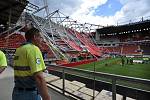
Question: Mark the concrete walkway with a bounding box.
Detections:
[0,67,14,100]
[0,67,71,100]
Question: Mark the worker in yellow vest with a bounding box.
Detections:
[13,28,50,100]
[0,50,7,74]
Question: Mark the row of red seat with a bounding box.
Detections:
[71,30,101,56]
[0,33,25,49]
[103,44,141,55]
[0,33,56,58]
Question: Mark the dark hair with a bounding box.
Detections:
[25,27,40,41]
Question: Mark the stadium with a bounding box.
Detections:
[0,0,150,100]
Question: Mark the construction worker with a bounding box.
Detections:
[121,56,125,66]
[12,28,50,100]
[0,50,7,74]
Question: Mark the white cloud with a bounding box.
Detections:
[71,0,150,26]
[29,0,82,15]
[75,0,107,15]
[71,0,117,26]
[29,0,150,26]
[116,0,150,24]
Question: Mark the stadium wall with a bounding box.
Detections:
[61,59,97,67]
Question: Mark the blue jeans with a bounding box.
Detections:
[12,89,41,100]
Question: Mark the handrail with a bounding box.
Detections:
[46,64,150,85]
[46,64,150,100]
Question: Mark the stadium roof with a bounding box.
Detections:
[96,20,150,35]
[0,0,28,25]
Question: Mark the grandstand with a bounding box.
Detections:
[0,0,150,100]
[96,20,150,56]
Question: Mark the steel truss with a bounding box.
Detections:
[17,0,105,60]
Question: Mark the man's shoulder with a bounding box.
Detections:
[25,44,41,52]
[0,50,4,55]
[19,44,36,49]
[17,44,41,54]
[0,50,5,57]
[16,44,33,52]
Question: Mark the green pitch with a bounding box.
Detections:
[77,58,150,80]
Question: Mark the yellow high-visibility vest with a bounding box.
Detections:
[13,43,46,88]
[0,50,7,68]
[13,43,46,77]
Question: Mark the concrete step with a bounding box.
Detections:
[73,91,93,100]
[70,81,85,88]
[79,87,99,97]
[94,90,122,100]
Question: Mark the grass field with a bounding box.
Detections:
[76,57,150,90]
[77,57,150,80]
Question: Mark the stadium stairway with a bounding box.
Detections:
[44,72,136,100]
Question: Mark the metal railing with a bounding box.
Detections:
[46,64,150,100]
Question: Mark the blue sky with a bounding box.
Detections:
[94,0,122,16]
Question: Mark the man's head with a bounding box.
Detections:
[25,27,42,46]
[25,27,40,41]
